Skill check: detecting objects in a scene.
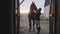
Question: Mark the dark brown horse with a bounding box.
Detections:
[28,2,37,32]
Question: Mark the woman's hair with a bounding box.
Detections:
[39,8,42,11]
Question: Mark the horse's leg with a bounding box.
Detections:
[28,19,32,32]
[33,20,35,32]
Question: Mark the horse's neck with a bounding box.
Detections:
[29,4,37,14]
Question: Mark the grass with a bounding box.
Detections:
[40,18,49,21]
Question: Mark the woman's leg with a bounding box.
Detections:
[36,20,40,34]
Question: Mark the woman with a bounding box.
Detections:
[35,8,42,34]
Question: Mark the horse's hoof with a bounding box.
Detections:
[29,29,31,32]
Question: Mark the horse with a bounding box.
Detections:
[28,2,37,32]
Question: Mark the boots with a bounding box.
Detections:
[37,27,41,34]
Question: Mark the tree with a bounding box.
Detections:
[20,0,24,6]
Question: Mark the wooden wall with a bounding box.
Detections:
[49,0,60,34]
[56,0,60,34]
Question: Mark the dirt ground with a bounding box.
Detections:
[20,13,49,34]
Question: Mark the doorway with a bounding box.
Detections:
[15,0,55,34]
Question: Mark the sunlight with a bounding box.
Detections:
[20,10,29,14]
[20,10,44,14]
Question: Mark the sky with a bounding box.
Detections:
[20,0,45,13]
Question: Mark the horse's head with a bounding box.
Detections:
[30,2,37,11]
[28,2,37,15]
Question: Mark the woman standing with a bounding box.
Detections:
[35,8,42,34]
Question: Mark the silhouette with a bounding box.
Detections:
[35,8,42,34]
[28,2,37,32]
